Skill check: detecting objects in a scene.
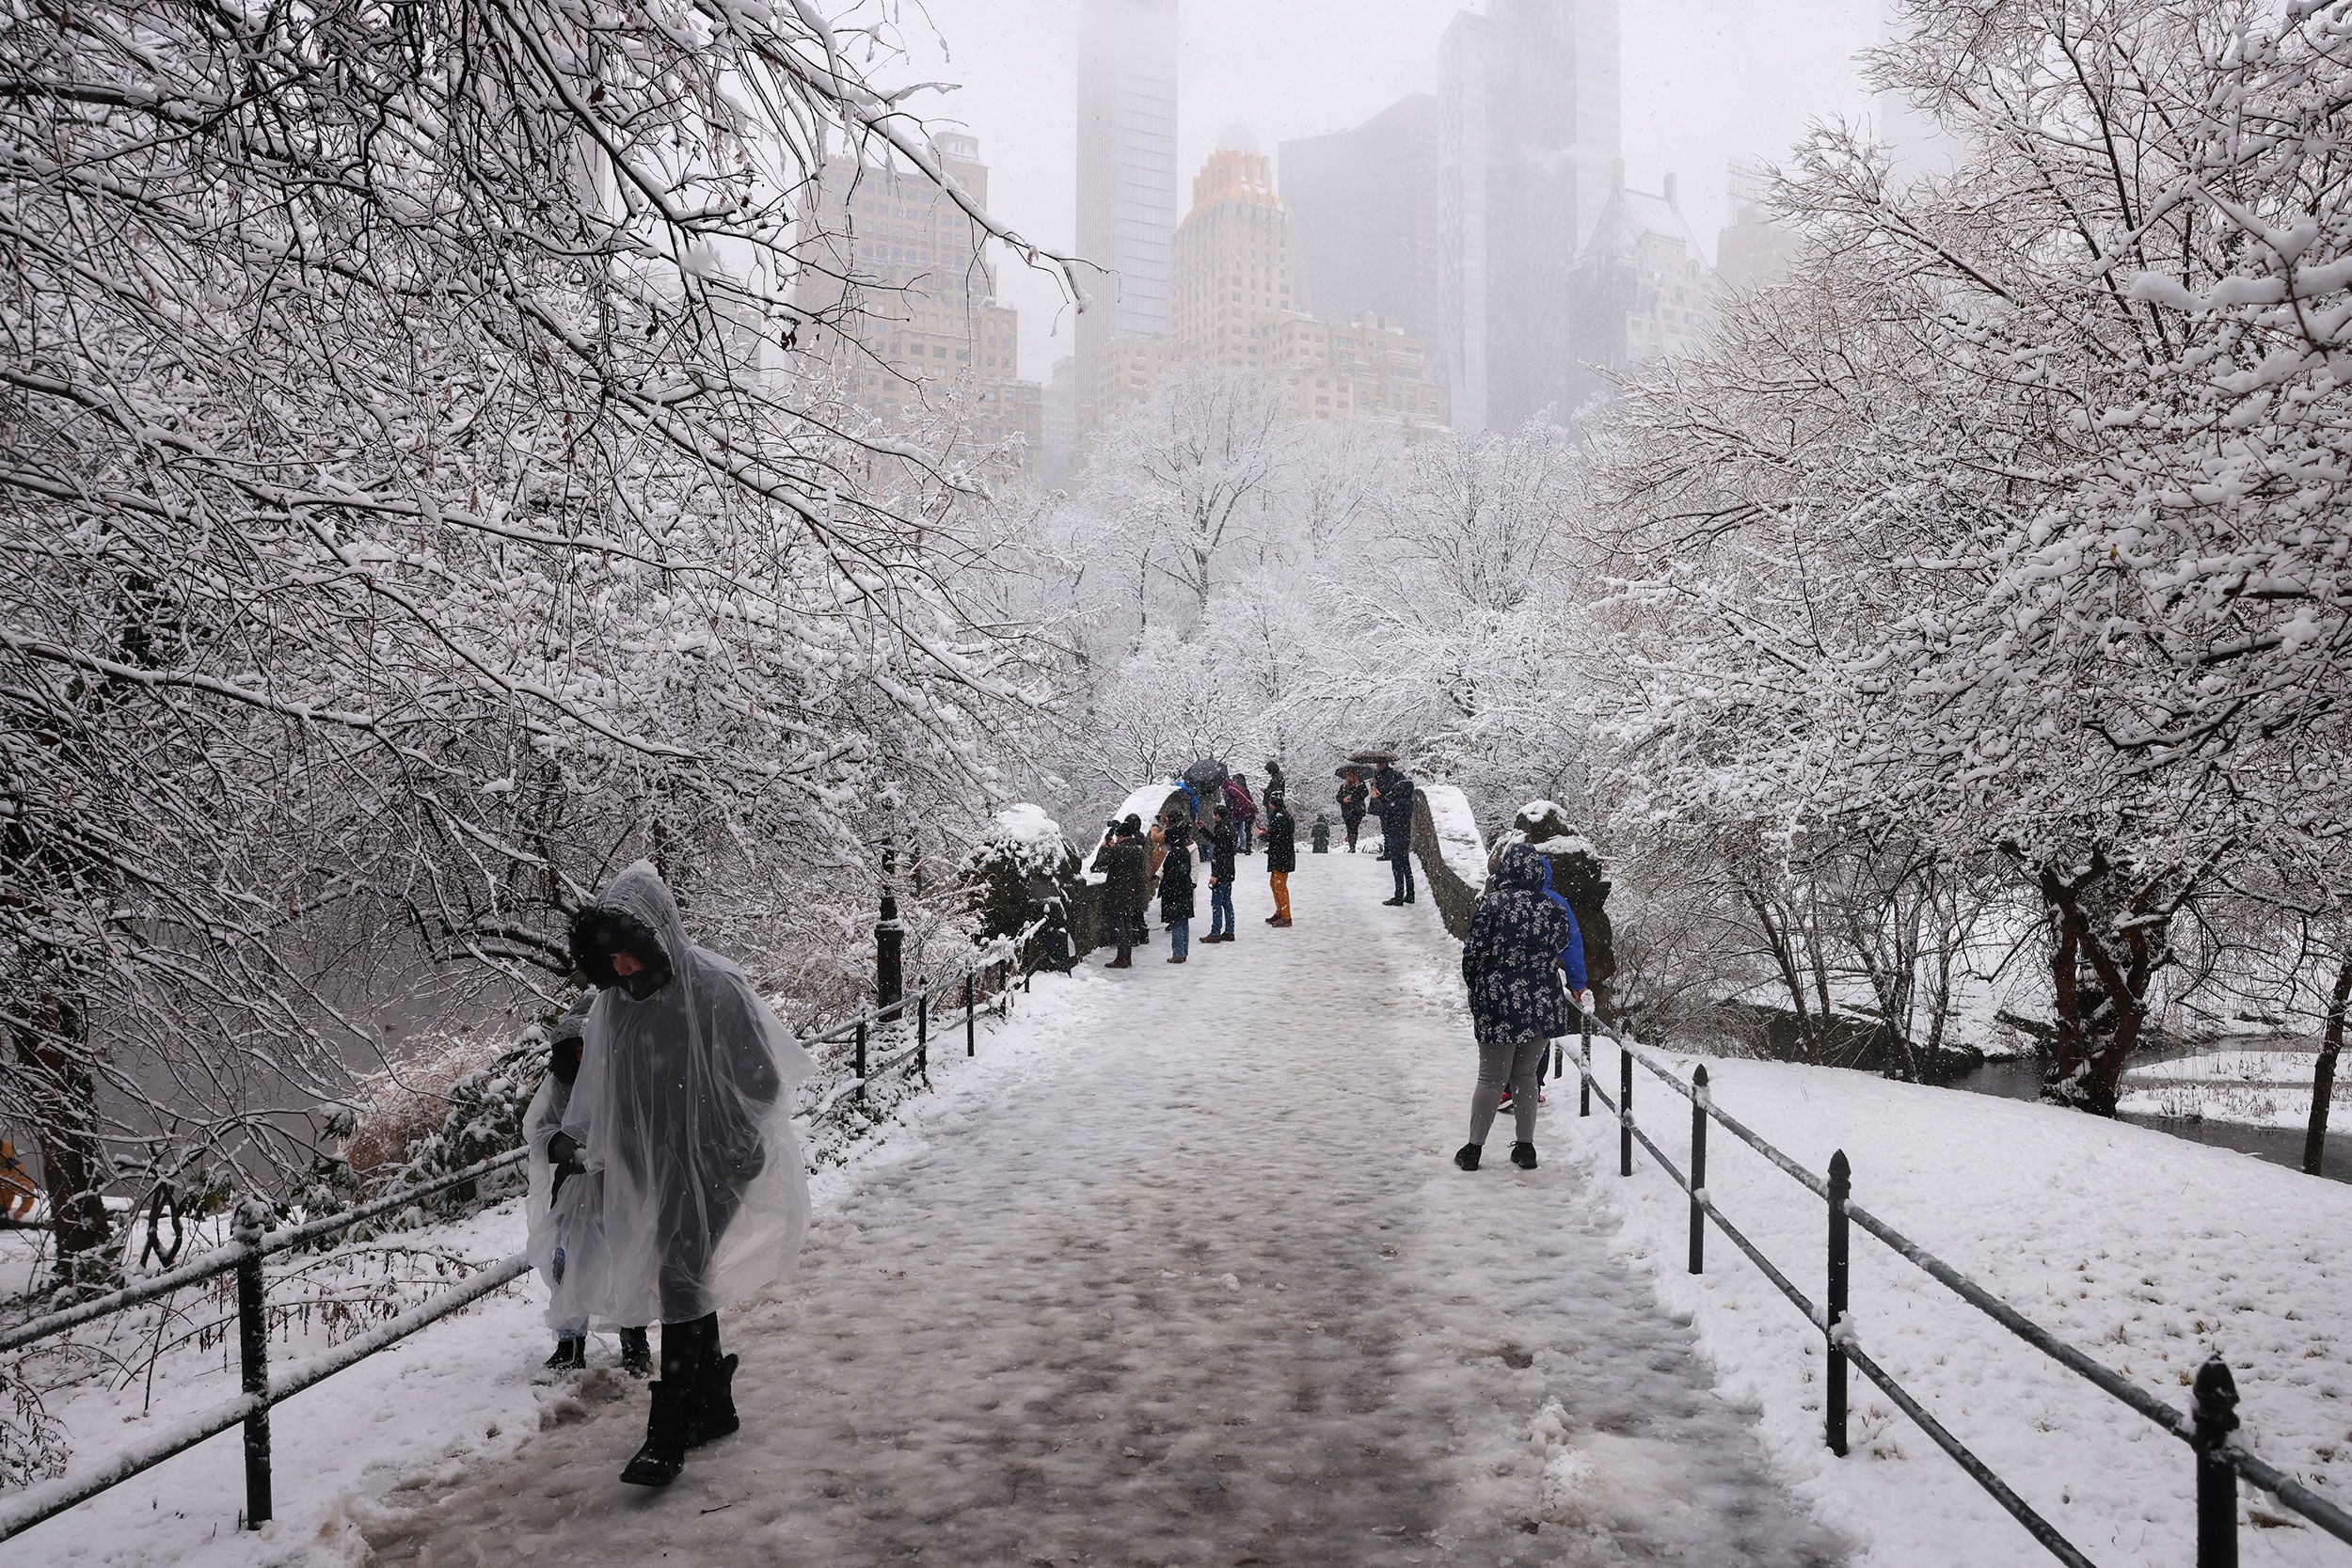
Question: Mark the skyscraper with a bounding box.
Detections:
[1279,94,1442,341]
[797,132,1041,471]
[1439,0,1620,430]
[1074,0,1179,426]
[1169,143,1295,371]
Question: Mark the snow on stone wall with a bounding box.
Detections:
[1410,784,1487,942]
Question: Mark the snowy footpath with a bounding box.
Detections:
[342,847,1845,1567]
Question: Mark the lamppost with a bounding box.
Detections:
[875,844,904,1012]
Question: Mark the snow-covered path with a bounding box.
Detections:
[357,847,1844,1567]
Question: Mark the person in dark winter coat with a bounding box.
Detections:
[564,862,814,1488]
[1158,813,1198,962]
[1369,764,1417,905]
[1203,807,1239,942]
[1224,775,1259,854]
[1454,845,1590,1171]
[1091,821,1150,969]
[1336,769,1369,852]
[1262,792,1296,927]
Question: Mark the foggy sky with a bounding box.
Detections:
[889,0,1881,379]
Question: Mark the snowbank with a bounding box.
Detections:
[1562,1052,2352,1567]
[1078,781,1186,883]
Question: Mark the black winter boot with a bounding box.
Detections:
[691,1353,741,1447]
[619,1326,652,1377]
[1511,1142,1539,1170]
[1454,1143,1482,1171]
[619,1381,699,1487]
[544,1337,586,1371]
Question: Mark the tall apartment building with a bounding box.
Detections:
[1279,93,1442,341]
[1267,314,1448,427]
[1566,168,1718,409]
[799,132,1041,471]
[1074,0,1179,427]
[1715,159,1798,293]
[1439,0,1620,430]
[1169,146,1295,370]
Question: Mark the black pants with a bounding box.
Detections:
[1342,811,1362,848]
[1391,840,1415,900]
[660,1310,723,1384]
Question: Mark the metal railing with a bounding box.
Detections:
[1564,1009,2352,1568]
[0,918,1057,1546]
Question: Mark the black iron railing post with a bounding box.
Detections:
[916,989,930,1081]
[230,1198,273,1528]
[1618,1043,1633,1177]
[875,847,903,1015]
[854,1019,868,1102]
[2194,1357,2241,1568]
[1690,1065,1709,1275]
[1580,1013,1591,1118]
[1826,1148,1851,1458]
[965,972,977,1057]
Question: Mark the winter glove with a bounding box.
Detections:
[1573,990,1595,1014]
[547,1131,588,1200]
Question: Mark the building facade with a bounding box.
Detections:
[799,133,1041,471]
[1169,147,1295,370]
[1439,0,1620,430]
[1279,93,1442,341]
[1566,168,1718,409]
[1074,0,1179,428]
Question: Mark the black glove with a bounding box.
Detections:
[547,1131,588,1200]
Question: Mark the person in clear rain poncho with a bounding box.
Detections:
[564,862,815,1488]
[523,995,652,1374]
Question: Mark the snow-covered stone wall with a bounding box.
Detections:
[1411,784,1487,941]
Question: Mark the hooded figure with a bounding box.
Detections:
[523,995,648,1374]
[1455,845,1590,1172]
[564,861,815,1487]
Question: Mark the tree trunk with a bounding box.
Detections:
[1746,887,1821,1065]
[2306,950,2350,1178]
[2036,860,2153,1117]
[13,994,114,1287]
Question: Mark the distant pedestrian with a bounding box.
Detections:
[1159,812,1197,963]
[1263,790,1295,927]
[1336,768,1368,852]
[1369,762,1417,906]
[1454,845,1590,1173]
[1091,818,1150,969]
[1224,774,1259,855]
[1204,805,1238,942]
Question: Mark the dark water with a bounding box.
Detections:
[1947,1055,2352,1187]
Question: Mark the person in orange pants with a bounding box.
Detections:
[1263,788,1296,927]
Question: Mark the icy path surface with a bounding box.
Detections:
[358,849,1845,1567]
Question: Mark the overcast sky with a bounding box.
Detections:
[886,0,1882,376]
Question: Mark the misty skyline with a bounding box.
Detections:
[897,0,1881,375]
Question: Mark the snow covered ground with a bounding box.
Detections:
[2118,1050,2340,1132]
[328,842,1843,1566]
[1562,1045,2352,1566]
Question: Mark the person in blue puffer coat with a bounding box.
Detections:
[1455,844,1590,1172]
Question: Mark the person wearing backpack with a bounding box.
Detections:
[1454,845,1590,1172]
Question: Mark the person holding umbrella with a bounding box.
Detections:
[1335,768,1368,853]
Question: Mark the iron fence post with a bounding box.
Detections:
[965,972,976,1057]
[1618,1044,1633,1178]
[2194,1356,2241,1568]
[854,1019,868,1102]
[875,846,903,1014]
[230,1198,273,1528]
[916,990,930,1082]
[1580,1014,1592,1118]
[1826,1148,1851,1458]
[1690,1065,1709,1275]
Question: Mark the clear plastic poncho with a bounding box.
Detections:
[523,1042,616,1333]
[560,862,815,1326]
